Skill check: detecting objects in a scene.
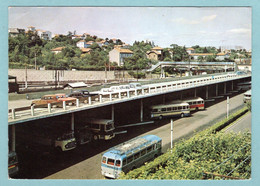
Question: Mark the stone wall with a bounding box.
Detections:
[8,69,116,82]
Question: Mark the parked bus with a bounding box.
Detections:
[150,102,190,120]
[84,119,115,141]
[8,151,19,177]
[179,97,204,111]
[243,89,251,103]
[101,135,162,179]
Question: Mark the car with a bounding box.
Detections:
[68,90,98,103]
[31,95,61,107]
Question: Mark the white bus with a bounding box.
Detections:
[243,89,251,103]
[174,97,205,111]
[150,102,190,120]
[101,135,162,179]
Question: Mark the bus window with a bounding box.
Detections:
[141,149,146,156]
[134,152,140,160]
[166,107,172,111]
[147,146,152,153]
[115,160,121,167]
[178,106,182,110]
[107,158,115,165]
[127,156,133,163]
[173,107,177,111]
[152,109,158,112]
[161,108,166,112]
[123,159,127,166]
[102,157,107,163]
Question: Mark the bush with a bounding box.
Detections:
[120,107,251,180]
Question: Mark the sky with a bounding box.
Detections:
[8,7,251,49]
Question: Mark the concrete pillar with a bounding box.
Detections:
[99,94,103,103]
[31,106,34,116]
[216,84,218,96]
[11,125,15,151]
[135,89,137,96]
[63,101,66,110]
[76,99,79,107]
[206,86,209,99]
[11,109,15,119]
[111,105,115,121]
[140,99,143,122]
[48,103,51,113]
[88,96,92,105]
[119,92,122,99]
[127,91,130,98]
[109,93,112,101]
[71,113,75,131]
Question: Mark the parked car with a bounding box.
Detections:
[68,90,98,103]
[31,95,61,107]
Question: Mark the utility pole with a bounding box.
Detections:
[171,119,173,153]
[227,96,230,118]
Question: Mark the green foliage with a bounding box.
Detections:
[120,107,251,180]
[246,101,251,112]
[170,44,188,61]
[128,71,146,79]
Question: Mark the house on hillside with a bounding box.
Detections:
[51,47,65,54]
[76,40,88,48]
[36,29,52,40]
[216,53,230,60]
[186,48,195,54]
[109,47,134,66]
[8,28,25,37]
[146,50,160,61]
[189,52,230,60]
[146,46,163,61]
[81,48,92,54]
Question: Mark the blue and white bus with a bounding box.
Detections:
[101,135,162,179]
[150,102,190,120]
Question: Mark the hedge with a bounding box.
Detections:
[120,106,250,179]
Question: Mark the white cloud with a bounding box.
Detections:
[227,28,251,34]
[202,15,217,22]
[172,14,217,25]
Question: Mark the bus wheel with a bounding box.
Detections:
[159,115,163,120]
[180,113,184,118]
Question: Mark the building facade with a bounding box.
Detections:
[109,48,133,66]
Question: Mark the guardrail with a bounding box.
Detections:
[8,73,250,122]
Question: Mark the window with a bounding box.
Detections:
[115,160,121,167]
[161,108,166,112]
[127,156,133,163]
[178,106,182,110]
[147,146,152,153]
[141,149,146,156]
[107,158,115,165]
[134,153,140,160]
[123,159,127,166]
[102,157,106,163]
[166,107,172,111]
[152,109,158,112]
[173,107,177,111]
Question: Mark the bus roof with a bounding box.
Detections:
[181,97,203,102]
[103,135,161,159]
[150,102,189,109]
